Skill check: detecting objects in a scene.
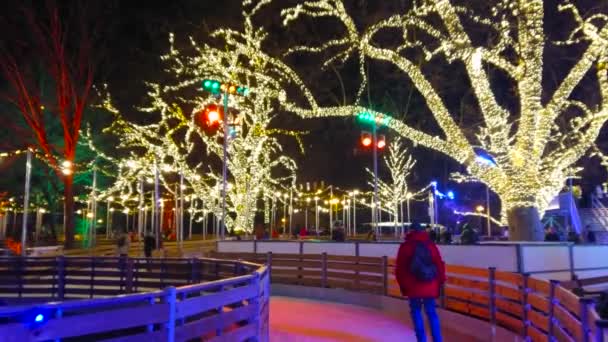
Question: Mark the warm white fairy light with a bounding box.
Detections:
[94,24,299,233]
[365,138,415,220]
[225,0,608,240]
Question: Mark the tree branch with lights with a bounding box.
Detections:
[239,0,608,240]
[95,27,299,234]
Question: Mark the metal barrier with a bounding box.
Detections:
[0,256,269,341]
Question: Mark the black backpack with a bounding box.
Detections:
[410,241,438,282]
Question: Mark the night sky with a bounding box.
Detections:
[1,0,608,219]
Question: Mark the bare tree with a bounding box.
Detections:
[0,2,96,248]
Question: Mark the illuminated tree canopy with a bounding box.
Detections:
[93,24,300,234]
[212,0,608,240]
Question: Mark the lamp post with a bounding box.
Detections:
[352,190,359,236]
[282,193,288,234]
[485,185,491,237]
[314,196,319,235]
[21,149,32,255]
[305,197,310,232]
[476,205,487,236]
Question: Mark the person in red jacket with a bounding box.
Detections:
[395,222,446,342]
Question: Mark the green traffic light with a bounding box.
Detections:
[203,80,212,89]
[212,82,220,90]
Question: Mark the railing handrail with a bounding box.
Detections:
[211,250,606,342]
[0,255,270,342]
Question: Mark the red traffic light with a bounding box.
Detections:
[377,135,386,149]
[195,104,224,135]
[361,131,372,147]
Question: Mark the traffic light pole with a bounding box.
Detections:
[221,92,229,240]
[372,121,379,240]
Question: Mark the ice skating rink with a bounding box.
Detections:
[269,296,477,342]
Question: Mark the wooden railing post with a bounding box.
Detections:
[488,267,497,337]
[165,286,176,342]
[191,258,200,284]
[125,258,134,293]
[249,272,261,341]
[57,255,65,300]
[266,252,273,281]
[548,280,560,340]
[17,257,23,299]
[321,252,328,288]
[596,320,608,342]
[382,256,388,296]
[89,257,95,298]
[522,273,531,340]
[262,269,271,342]
[580,298,593,342]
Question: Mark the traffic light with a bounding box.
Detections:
[195,104,224,135]
[202,79,249,96]
[357,111,391,127]
[361,131,372,147]
[202,79,221,94]
[377,135,386,149]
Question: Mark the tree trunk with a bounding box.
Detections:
[506,206,544,241]
[63,175,75,249]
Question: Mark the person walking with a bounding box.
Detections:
[143,231,155,259]
[116,230,130,257]
[395,222,446,342]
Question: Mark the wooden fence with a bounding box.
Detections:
[211,251,608,342]
[0,256,269,342]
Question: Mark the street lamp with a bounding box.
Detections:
[305,197,311,232]
[476,155,495,237]
[314,196,319,235]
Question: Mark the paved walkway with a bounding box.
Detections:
[269,296,417,341]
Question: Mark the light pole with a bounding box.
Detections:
[314,196,319,235]
[283,193,288,234]
[406,193,412,224]
[476,205,487,236]
[21,149,32,255]
[485,185,491,237]
[352,190,359,236]
[305,197,310,231]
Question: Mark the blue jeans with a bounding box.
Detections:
[409,298,442,342]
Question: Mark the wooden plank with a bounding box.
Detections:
[175,304,256,340]
[495,298,523,317]
[528,278,551,295]
[528,293,550,313]
[445,298,490,320]
[555,286,580,316]
[326,255,381,263]
[579,275,608,287]
[207,323,257,342]
[103,330,167,342]
[553,304,582,341]
[445,287,489,306]
[176,284,257,318]
[33,303,169,340]
[495,311,524,335]
[0,322,29,341]
[326,262,383,273]
[271,260,320,268]
[553,321,576,342]
[494,284,522,301]
[528,308,549,332]
[494,270,523,286]
[446,264,489,278]
[527,324,548,342]
[445,276,490,291]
